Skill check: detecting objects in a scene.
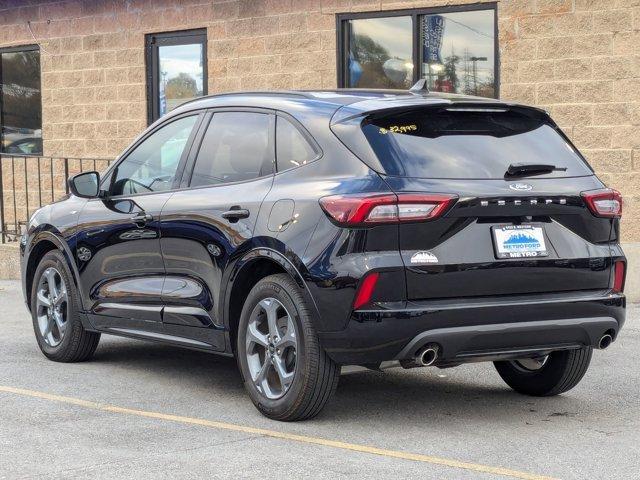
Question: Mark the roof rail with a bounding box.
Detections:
[208,91,309,99]
[172,90,310,110]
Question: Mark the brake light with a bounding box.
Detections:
[612,260,625,293]
[353,272,379,310]
[582,188,622,218]
[319,193,457,225]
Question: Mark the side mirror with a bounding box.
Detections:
[68,171,100,198]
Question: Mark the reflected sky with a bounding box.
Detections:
[423,10,495,82]
[350,16,412,61]
[346,9,496,96]
[159,44,204,91]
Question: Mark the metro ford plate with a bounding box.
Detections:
[492,225,549,259]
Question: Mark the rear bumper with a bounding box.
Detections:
[317,290,625,365]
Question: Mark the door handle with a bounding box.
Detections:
[222,207,250,223]
[131,213,153,227]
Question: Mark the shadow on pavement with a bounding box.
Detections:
[89,337,583,423]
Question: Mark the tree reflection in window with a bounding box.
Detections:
[421,10,495,97]
[347,16,413,89]
[0,48,42,155]
[341,8,497,99]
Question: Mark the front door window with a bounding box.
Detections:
[110,115,198,196]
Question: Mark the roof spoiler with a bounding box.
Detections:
[331,99,550,125]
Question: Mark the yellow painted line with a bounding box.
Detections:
[0,385,556,480]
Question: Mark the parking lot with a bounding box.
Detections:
[1,279,639,479]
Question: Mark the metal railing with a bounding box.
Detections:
[0,154,113,243]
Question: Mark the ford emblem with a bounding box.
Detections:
[509,183,533,191]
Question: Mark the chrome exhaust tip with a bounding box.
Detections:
[598,334,613,350]
[416,344,439,366]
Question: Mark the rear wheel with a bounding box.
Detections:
[31,250,100,362]
[494,347,592,396]
[237,274,340,421]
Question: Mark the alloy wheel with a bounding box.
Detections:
[245,297,297,400]
[36,267,68,347]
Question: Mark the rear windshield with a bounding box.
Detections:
[361,108,592,179]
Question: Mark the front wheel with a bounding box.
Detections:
[30,250,100,362]
[237,274,340,421]
[494,347,592,396]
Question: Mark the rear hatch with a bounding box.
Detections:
[333,101,619,300]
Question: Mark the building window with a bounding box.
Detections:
[337,4,498,98]
[0,45,42,155]
[145,29,207,124]
[344,16,413,89]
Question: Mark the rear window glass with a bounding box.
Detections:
[361,108,592,179]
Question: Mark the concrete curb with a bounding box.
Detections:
[0,244,19,281]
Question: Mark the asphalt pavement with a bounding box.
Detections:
[1,279,638,479]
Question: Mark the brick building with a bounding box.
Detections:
[0,0,638,241]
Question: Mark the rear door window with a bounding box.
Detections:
[190,112,274,187]
[361,108,592,179]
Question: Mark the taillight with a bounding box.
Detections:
[612,260,625,293]
[353,272,379,310]
[319,192,457,226]
[581,188,622,218]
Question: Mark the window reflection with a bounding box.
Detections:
[347,16,413,89]
[111,115,197,196]
[421,10,495,97]
[276,117,316,171]
[1,48,42,155]
[341,8,497,99]
[159,43,205,116]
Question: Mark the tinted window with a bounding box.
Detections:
[276,117,316,171]
[346,16,413,89]
[340,8,497,99]
[421,10,496,97]
[111,115,197,196]
[146,29,207,123]
[190,112,273,187]
[1,48,42,154]
[362,108,592,179]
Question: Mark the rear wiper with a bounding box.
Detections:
[505,163,567,178]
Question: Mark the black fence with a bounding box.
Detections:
[0,155,113,243]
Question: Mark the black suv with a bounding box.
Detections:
[21,89,626,421]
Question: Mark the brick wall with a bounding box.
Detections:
[0,0,638,239]
[499,0,640,241]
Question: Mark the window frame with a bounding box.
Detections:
[101,111,205,199]
[145,29,208,125]
[335,3,499,97]
[0,44,43,155]
[183,107,278,190]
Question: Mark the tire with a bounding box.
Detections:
[494,347,593,397]
[30,250,100,362]
[237,274,340,421]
